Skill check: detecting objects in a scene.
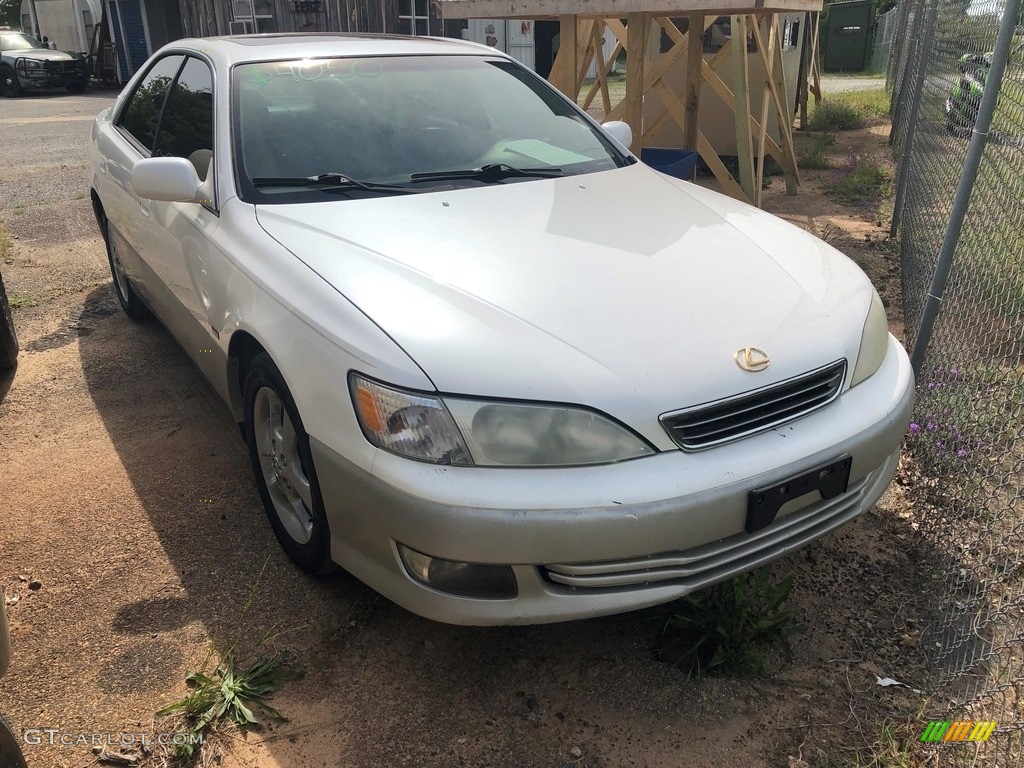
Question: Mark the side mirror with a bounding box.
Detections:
[132,157,203,202]
[601,120,633,151]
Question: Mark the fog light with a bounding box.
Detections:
[398,544,518,599]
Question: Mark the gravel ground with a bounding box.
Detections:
[0,92,934,768]
[819,75,887,94]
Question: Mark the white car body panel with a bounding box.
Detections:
[254,162,872,449]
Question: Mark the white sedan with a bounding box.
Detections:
[89,33,913,625]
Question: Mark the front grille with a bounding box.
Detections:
[542,463,880,592]
[44,60,80,72]
[660,359,847,450]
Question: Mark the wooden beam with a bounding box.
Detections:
[623,13,649,151]
[754,15,772,205]
[549,14,578,97]
[439,0,824,21]
[731,15,756,202]
[604,14,714,123]
[682,11,704,154]
[698,131,749,203]
[808,10,821,104]
[700,58,786,163]
[769,14,799,192]
[573,19,599,96]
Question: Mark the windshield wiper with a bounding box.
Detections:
[409,163,564,183]
[252,172,418,194]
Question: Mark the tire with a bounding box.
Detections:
[243,353,336,575]
[100,218,149,320]
[0,65,22,98]
[0,713,28,768]
[66,81,89,94]
[0,273,18,371]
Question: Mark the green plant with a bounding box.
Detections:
[7,294,37,309]
[655,566,801,676]
[809,100,865,131]
[800,132,837,170]
[157,651,287,758]
[829,154,894,207]
[0,223,11,259]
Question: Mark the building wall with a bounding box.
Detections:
[176,0,461,37]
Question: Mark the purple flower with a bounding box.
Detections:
[909,422,921,435]
[957,449,968,458]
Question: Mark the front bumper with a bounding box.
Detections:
[313,335,914,625]
[15,61,88,89]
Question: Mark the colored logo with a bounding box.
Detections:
[920,721,996,742]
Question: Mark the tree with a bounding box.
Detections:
[0,0,22,28]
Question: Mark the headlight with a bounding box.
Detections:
[444,398,655,466]
[350,374,656,467]
[850,288,889,387]
[349,374,472,465]
[22,59,44,70]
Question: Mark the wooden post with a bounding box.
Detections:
[809,10,822,105]
[798,11,811,129]
[550,14,578,97]
[682,11,704,156]
[624,13,649,152]
[770,14,799,193]
[731,15,755,202]
[755,15,772,205]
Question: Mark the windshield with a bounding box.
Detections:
[0,32,45,51]
[232,55,627,203]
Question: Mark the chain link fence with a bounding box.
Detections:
[888,0,1024,763]
[869,6,899,74]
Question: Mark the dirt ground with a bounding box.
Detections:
[0,95,934,768]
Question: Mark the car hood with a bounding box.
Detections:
[9,49,78,61]
[255,163,873,436]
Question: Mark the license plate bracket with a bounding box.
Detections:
[746,454,852,534]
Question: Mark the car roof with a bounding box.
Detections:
[163,33,503,66]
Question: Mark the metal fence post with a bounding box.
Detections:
[909,0,1023,373]
[889,0,939,237]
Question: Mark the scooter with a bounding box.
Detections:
[945,53,991,134]
[0,596,29,767]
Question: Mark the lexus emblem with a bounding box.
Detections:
[734,347,771,372]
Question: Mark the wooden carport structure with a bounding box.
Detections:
[441,0,823,207]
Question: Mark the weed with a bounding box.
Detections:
[7,294,37,309]
[156,558,294,763]
[829,154,894,207]
[0,224,11,259]
[157,651,287,759]
[809,100,865,132]
[800,132,837,170]
[654,566,801,677]
[808,87,890,131]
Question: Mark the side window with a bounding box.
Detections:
[154,57,215,183]
[119,55,186,152]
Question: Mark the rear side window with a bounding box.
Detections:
[154,57,215,181]
[119,55,185,152]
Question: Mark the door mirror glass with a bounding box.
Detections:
[132,157,204,202]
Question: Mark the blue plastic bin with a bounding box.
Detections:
[639,148,700,180]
